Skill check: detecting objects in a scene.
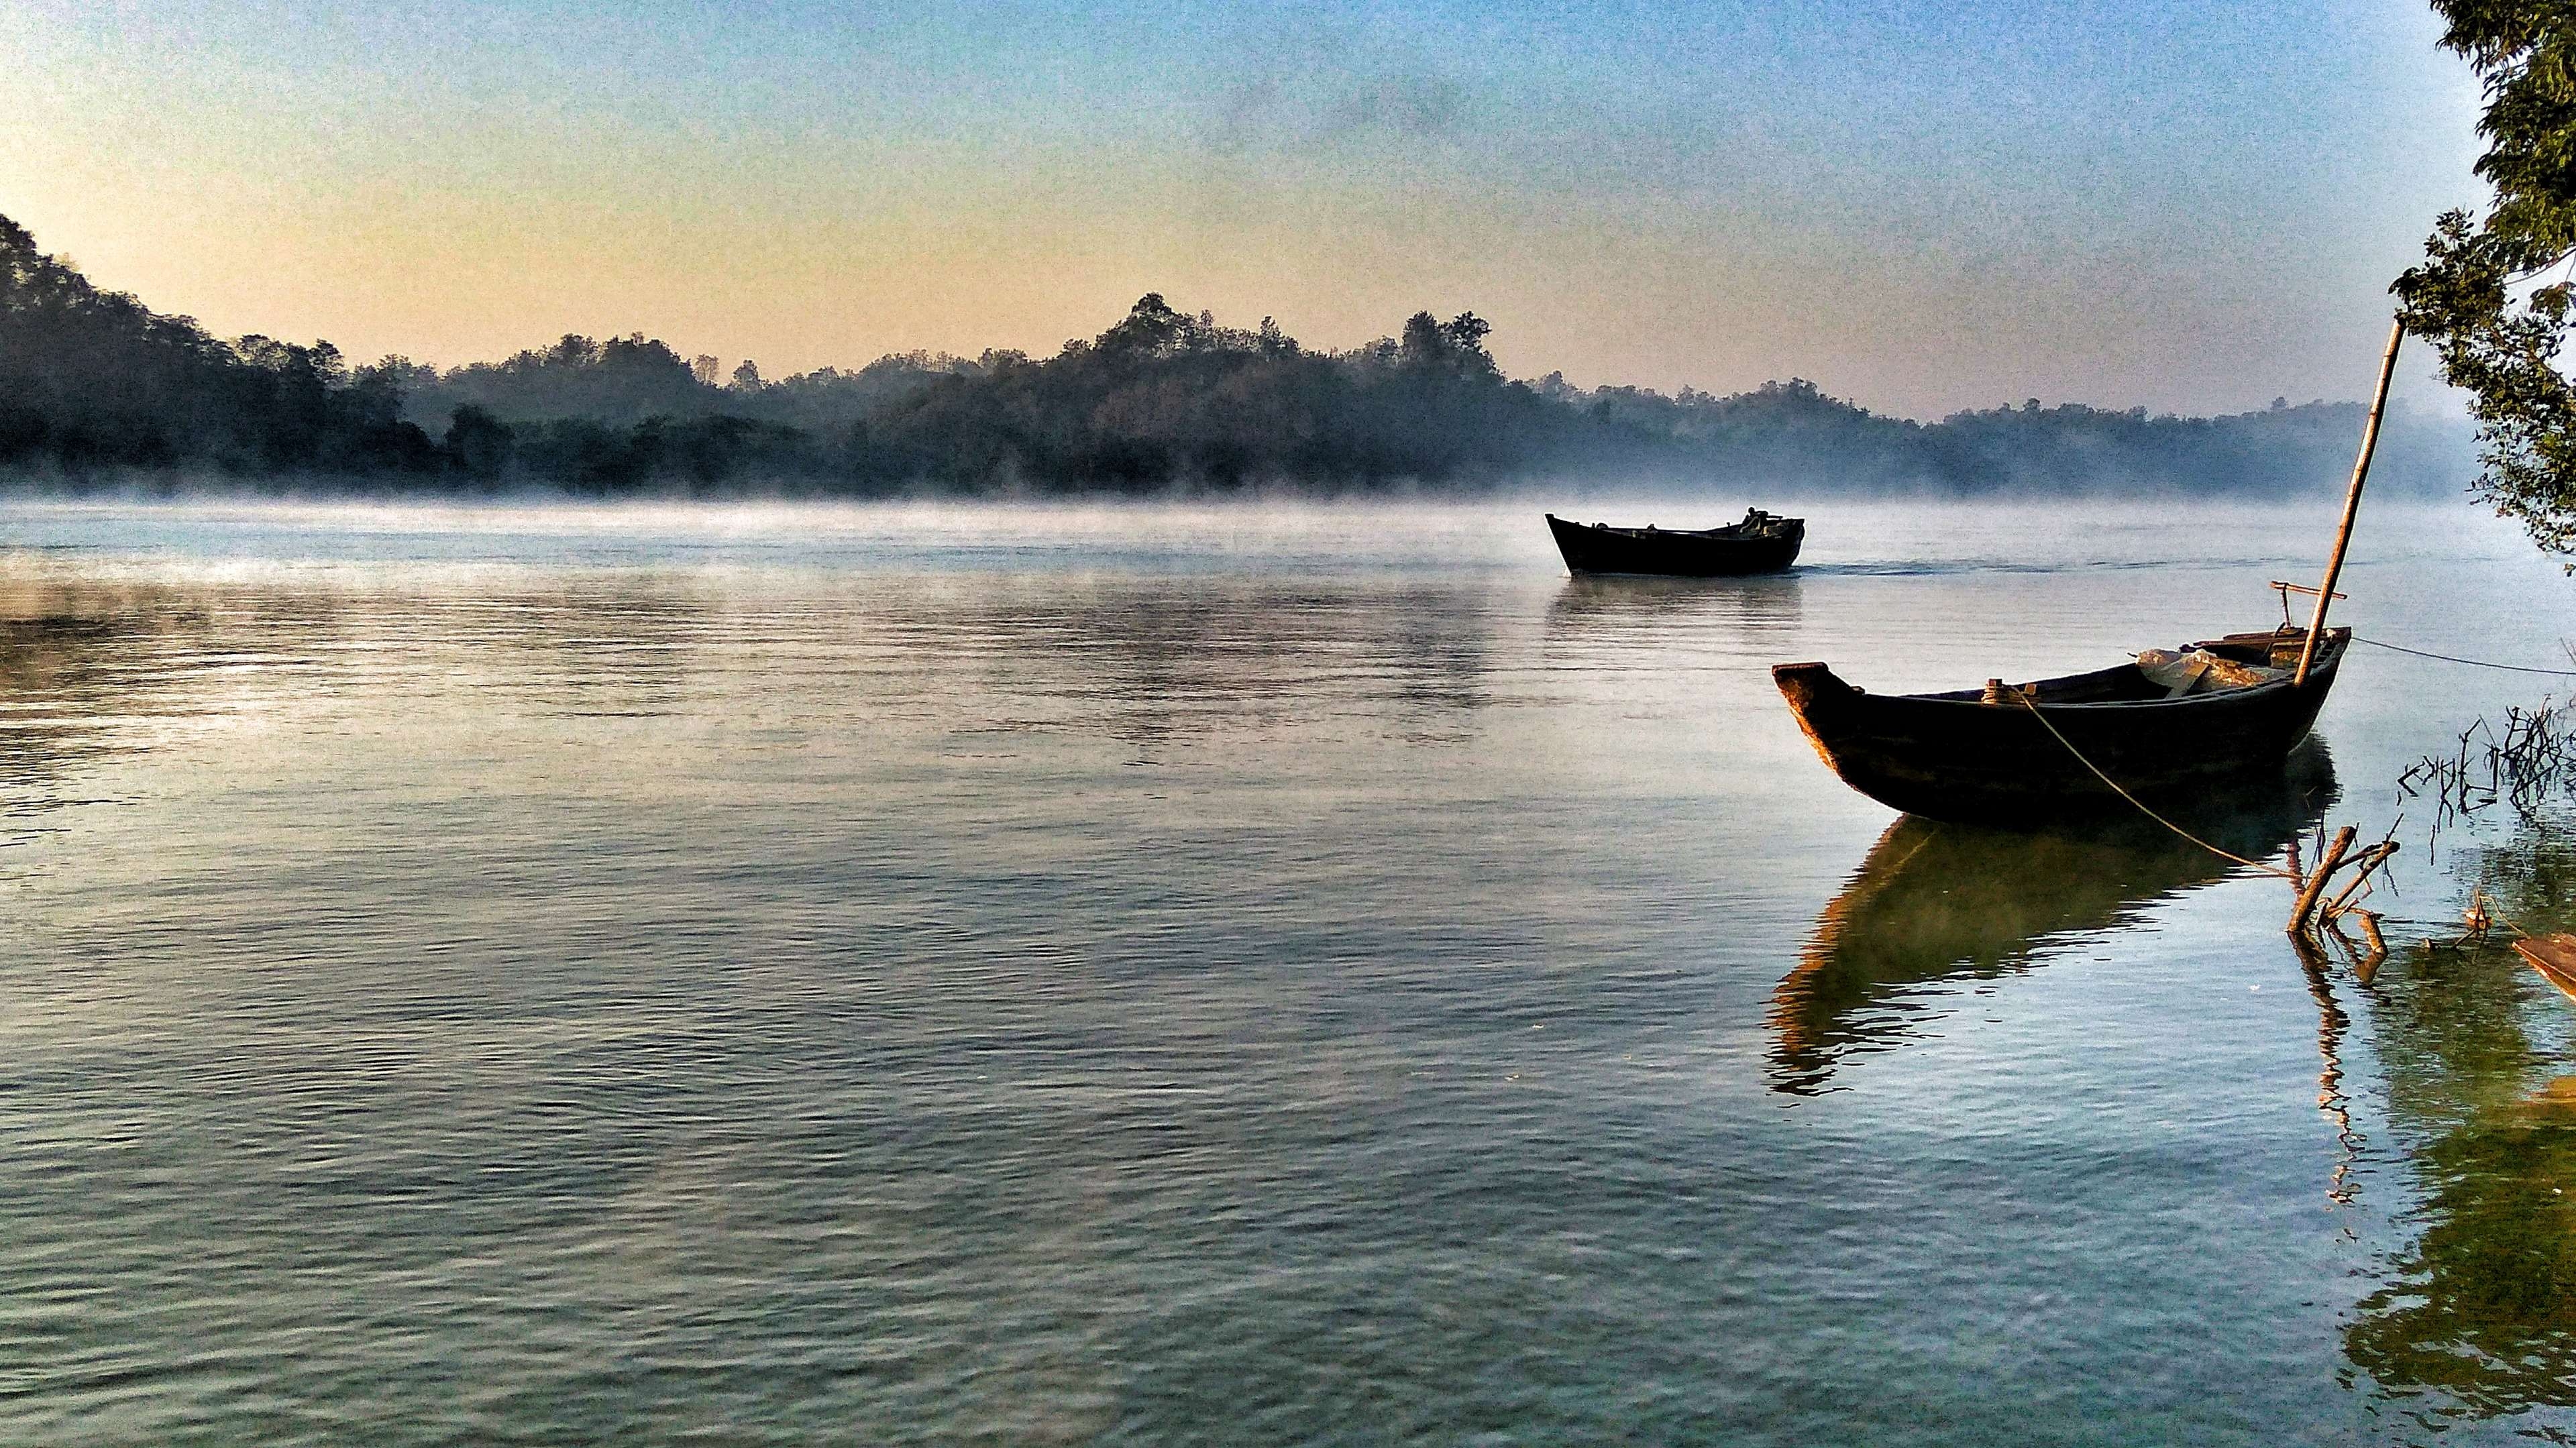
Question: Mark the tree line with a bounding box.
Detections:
[0,211,2467,497]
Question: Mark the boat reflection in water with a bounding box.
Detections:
[1770,742,2338,1095]
[1545,571,1803,626]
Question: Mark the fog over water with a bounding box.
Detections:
[3,496,2573,1443]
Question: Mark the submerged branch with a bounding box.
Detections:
[2398,695,2576,842]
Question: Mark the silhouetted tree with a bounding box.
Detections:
[2394,0,2576,561]
[443,405,513,481]
[0,213,437,476]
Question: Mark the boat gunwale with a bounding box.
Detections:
[1790,630,2349,714]
[1543,511,1803,543]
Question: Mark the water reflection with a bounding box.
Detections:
[1770,744,2338,1094]
[474,583,710,715]
[14,502,2576,1441]
[2347,819,2576,1429]
[1541,575,1805,671]
[982,582,1496,749]
[2290,930,2367,1207]
[0,573,225,795]
[0,559,1519,806]
[0,566,712,756]
[1545,572,1804,628]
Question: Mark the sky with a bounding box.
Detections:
[0,0,2487,418]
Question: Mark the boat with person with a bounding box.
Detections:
[1544,508,1804,576]
[1772,625,2351,824]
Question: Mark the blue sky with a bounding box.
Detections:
[0,0,2484,415]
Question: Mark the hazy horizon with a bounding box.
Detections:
[0,0,2485,420]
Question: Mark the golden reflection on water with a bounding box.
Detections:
[0,574,231,843]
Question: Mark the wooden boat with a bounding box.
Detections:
[2517,934,2576,1001]
[1767,319,2404,828]
[1545,509,1803,576]
[1772,624,2351,824]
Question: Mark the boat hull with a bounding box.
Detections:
[1546,513,1802,576]
[2517,936,2576,1002]
[1772,630,2349,824]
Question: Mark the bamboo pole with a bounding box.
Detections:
[2295,318,2406,685]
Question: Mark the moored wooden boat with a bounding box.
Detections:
[1772,625,2350,824]
[1546,509,1803,576]
[2516,935,2576,1002]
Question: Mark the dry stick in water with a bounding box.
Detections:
[2320,842,2400,920]
[2351,911,2390,984]
[2289,826,2357,936]
[2322,915,2373,981]
[2397,696,2575,842]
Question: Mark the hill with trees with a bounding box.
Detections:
[0,212,2469,497]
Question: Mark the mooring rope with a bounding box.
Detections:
[2011,693,2302,879]
[2352,635,2576,677]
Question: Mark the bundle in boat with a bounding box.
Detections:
[2134,647,2288,696]
[1545,508,1804,577]
[1772,625,2351,825]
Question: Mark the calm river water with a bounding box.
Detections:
[1,495,2572,1445]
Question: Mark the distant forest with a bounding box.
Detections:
[0,213,2468,496]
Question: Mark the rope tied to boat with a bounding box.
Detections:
[2351,635,2576,677]
[2010,693,2302,881]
